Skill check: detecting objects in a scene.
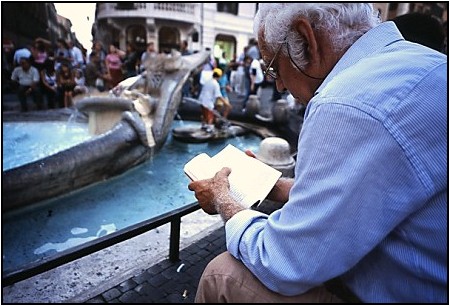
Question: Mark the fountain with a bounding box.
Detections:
[2,49,300,290]
[2,120,263,275]
[2,51,211,212]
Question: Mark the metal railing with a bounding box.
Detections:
[2,202,201,287]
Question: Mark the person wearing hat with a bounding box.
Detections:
[242,54,264,111]
[198,67,228,132]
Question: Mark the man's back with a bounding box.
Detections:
[199,78,221,109]
[307,21,447,302]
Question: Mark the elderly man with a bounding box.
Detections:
[188,3,447,304]
[11,57,43,111]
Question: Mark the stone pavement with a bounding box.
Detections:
[85,226,226,304]
[83,199,283,304]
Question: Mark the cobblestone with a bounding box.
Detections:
[85,227,226,303]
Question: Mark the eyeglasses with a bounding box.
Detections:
[263,40,325,81]
[263,42,284,80]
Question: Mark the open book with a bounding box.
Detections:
[184,144,282,208]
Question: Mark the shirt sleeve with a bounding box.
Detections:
[226,101,427,296]
[11,68,18,81]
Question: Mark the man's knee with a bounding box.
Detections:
[195,252,244,303]
[196,252,344,304]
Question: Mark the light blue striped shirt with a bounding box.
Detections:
[226,21,447,303]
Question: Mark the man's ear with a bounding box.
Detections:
[292,18,319,64]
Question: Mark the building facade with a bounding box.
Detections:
[93,2,447,61]
[2,2,83,49]
[93,3,257,60]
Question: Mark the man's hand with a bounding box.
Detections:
[188,167,232,215]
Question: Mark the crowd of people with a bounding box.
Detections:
[187,37,284,130]
[5,32,284,114]
[4,38,194,112]
[7,37,91,111]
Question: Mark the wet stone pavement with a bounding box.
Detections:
[85,227,226,304]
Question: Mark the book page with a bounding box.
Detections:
[210,145,281,208]
[184,153,213,181]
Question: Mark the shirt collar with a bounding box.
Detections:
[315,21,405,96]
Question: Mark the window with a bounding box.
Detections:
[115,3,136,10]
[217,3,238,15]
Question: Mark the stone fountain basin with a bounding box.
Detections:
[2,51,214,212]
[2,110,151,213]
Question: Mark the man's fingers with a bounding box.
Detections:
[188,181,196,191]
[245,150,256,158]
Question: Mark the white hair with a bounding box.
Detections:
[254,3,381,68]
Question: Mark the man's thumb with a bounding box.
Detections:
[218,167,232,177]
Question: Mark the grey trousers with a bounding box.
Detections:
[195,251,344,303]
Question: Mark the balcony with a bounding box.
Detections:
[96,3,201,24]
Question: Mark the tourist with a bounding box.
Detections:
[31,38,49,72]
[39,58,57,109]
[11,57,43,111]
[241,54,263,111]
[246,38,260,60]
[216,65,233,119]
[139,41,158,72]
[196,55,216,98]
[12,45,32,67]
[197,68,228,132]
[104,43,124,89]
[87,41,106,64]
[67,40,84,70]
[189,3,447,303]
[85,52,106,92]
[180,40,192,56]
[54,38,71,71]
[73,69,88,96]
[56,61,76,108]
[122,42,139,78]
[232,46,248,96]
[217,51,228,68]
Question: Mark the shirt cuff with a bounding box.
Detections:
[225,209,267,258]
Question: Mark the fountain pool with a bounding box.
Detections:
[2,120,262,274]
[3,121,92,171]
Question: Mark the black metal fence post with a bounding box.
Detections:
[169,216,181,262]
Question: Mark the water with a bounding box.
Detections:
[2,120,262,273]
[2,121,92,171]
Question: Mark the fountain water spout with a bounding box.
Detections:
[123,90,157,148]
